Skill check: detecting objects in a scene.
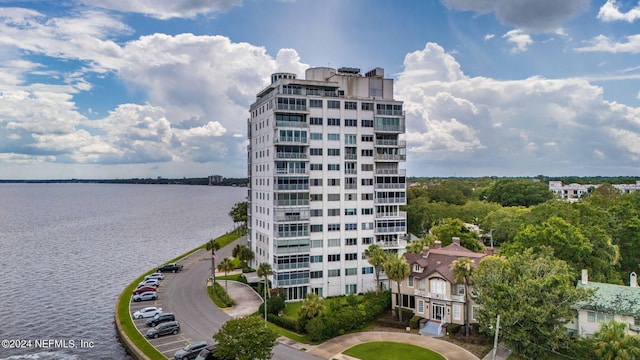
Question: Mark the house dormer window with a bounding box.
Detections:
[414,264,420,272]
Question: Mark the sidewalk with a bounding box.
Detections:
[481,344,511,360]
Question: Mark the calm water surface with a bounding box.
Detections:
[0,183,245,360]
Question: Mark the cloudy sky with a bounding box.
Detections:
[1,0,640,179]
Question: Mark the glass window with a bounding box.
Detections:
[327,133,340,141]
[310,99,323,108]
[327,100,340,109]
[344,101,357,110]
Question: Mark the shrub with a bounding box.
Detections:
[397,308,414,324]
[409,315,422,330]
[213,283,233,307]
[447,323,461,336]
[267,313,298,332]
[259,295,285,315]
[237,274,247,284]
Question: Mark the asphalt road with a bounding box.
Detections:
[130,236,322,360]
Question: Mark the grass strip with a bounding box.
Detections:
[343,341,446,360]
[265,320,311,344]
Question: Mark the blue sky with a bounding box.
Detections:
[1,0,640,179]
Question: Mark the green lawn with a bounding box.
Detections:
[343,341,446,360]
[283,301,302,319]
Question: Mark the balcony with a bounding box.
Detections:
[375,169,406,175]
[374,197,407,205]
[276,120,308,129]
[273,245,310,255]
[275,277,310,287]
[376,109,405,116]
[274,199,309,206]
[275,152,308,160]
[375,182,407,190]
[274,183,309,191]
[275,168,309,175]
[375,225,407,234]
[276,262,310,271]
[375,139,407,147]
[413,289,465,303]
[374,153,406,162]
[375,211,407,219]
[276,104,307,112]
[274,136,308,145]
[376,239,407,249]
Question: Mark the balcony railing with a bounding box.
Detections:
[276,104,307,112]
[276,262,310,271]
[374,153,406,161]
[374,197,407,204]
[274,199,310,206]
[377,239,407,249]
[275,168,309,175]
[413,289,465,303]
[344,154,358,160]
[273,245,310,255]
[375,183,407,190]
[375,169,406,175]
[274,183,309,191]
[375,211,407,219]
[275,152,307,160]
[276,121,308,128]
[375,139,407,147]
[375,226,407,234]
[376,109,405,116]
[275,277,310,287]
[274,137,308,144]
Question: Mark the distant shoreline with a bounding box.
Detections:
[0,178,248,186]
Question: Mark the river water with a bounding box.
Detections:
[0,183,246,360]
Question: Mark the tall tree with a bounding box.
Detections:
[484,178,553,207]
[217,257,235,292]
[384,254,410,322]
[232,244,255,269]
[256,262,273,326]
[472,249,591,359]
[228,201,248,231]
[206,239,221,284]
[431,218,484,252]
[298,292,325,331]
[451,257,474,337]
[364,244,387,293]
[213,316,278,360]
[590,320,640,360]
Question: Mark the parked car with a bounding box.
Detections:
[174,341,208,360]
[157,263,184,273]
[133,291,158,302]
[194,345,218,360]
[133,306,162,319]
[145,272,164,281]
[133,286,157,295]
[138,279,160,288]
[146,312,175,327]
[146,320,180,338]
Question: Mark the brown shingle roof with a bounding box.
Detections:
[404,242,487,283]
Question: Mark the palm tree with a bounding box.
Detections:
[384,254,410,322]
[591,320,640,359]
[298,292,325,320]
[206,239,221,284]
[232,244,255,270]
[217,257,234,292]
[364,244,387,293]
[451,257,474,337]
[256,262,273,327]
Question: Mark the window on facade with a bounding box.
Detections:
[361,179,373,186]
[327,133,340,141]
[453,305,461,321]
[327,178,340,186]
[310,148,323,156]
[361,149,373,156]
[327,193,340,201]
[310,224,323,232]
[328,269,340,277]
[362,266,374,274]
[361,222,373,230]
[328,238,340,247]
[309,117,323,125]
[310,164,322,171]
[361,208,373,215]
[328,224,340,231]
[345,119,357,127]
[345,134,357,145]
[418,300,424,314]
[345,268,357,276]
[361,164,373,171]
[345,208,357,216]
[345,223,357,231]
[344,101,357,110]
[361,102,373,111]
[310,271,323,278]
[345,238,357,246]
[414,264,420,272]
[310,194,323,201]
[327,148,340,156]
[430,279,446,294]
[328,254,341,262]
[311,239,323,248]
[310,132,323,140]
[311,179,322,186]
[327,100,340,109]
[328,164,340,171]
[408,277,414,287]
[310,99,323,108]
[310,255,323,263]
[327,118,340,126]
[327,208,340,216]
[588,311,596,323]
[361,135,373,142]
[361,193,373,200]
[310,209,323,217]
[362,119,374,127]
[345,193,356,201]
[362,237,373,245]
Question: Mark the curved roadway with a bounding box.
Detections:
[160,236,321,360]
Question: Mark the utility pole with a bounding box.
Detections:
[492,314,500,360]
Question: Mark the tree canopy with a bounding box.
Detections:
[481,179,553,207]
[213,316,278,360]
[472,249,591,359]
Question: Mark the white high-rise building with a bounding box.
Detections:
[247,66,407,301]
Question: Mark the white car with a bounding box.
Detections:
[133,291,158,302]
[138,279,160,288]
[133,306,162,319]
[145,273,164,281]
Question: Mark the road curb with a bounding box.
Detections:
[114,290,153,360]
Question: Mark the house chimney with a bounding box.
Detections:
[422,246,429,257]
[452,237,460,245]
[581,269,588,285]
[631,272,638,288]
[433,240,441,249]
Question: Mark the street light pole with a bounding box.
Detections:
[492,314,500,360]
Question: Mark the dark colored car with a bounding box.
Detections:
[146,321,180,338]
[174,341,208,360]
[146,312,176,327]
[157,263,184,273]
[194,345,218,360]
[133,286,158,295]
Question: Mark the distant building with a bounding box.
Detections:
[568,270,640,336]
[549,180,640,201]
[247,66,407,300]
[208,175,224,185]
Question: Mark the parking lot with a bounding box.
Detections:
[129,264,193,360]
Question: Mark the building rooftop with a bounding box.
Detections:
[576,272,640,317]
